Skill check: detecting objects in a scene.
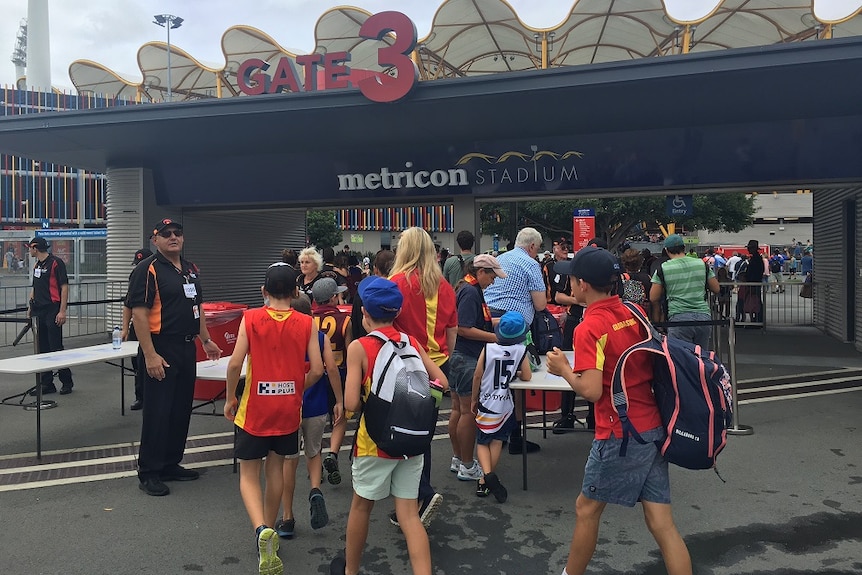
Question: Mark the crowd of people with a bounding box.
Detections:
[114,221,817,575]
[20,219,818,575]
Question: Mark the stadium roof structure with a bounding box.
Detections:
[67,0,862,101]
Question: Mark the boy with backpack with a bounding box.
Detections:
[330,276,447,575]
[224,263,324,575]
[275,295,344,538]
[545,247,692,575]
[470,311,531,503]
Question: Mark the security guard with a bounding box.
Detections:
[128,218,222,496]
[27,236,75,395]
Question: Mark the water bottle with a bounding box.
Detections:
[112,326,122,350]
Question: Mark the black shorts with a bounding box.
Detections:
[234,426,299,460]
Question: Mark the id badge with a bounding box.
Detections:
[34,268,42,278]
[183,283,197,299]
[193,304,200,319]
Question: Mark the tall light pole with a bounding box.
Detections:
[152,14,183,102]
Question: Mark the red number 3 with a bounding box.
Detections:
[359,11,419,103]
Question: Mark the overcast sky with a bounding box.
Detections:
[1,0,860,90]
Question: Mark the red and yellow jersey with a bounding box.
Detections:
[234,306,312,436]
[352,325,422,459]
[573,297,662,440]
[390,271,457,367]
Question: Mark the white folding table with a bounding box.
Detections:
[0,341,139,458]
[509,350,591,490]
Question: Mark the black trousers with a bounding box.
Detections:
[33,303,73,388]
[418,360,448,502]
[137,335,197,480]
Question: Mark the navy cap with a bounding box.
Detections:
[555,246,620,286]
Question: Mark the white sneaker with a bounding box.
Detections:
[457,461,484,481]
[450,456,461,473]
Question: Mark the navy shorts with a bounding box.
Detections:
[477,414,516,445]
[581,427,671,507]
[234,426,299,460]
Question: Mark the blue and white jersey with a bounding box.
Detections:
[475,342,525,434]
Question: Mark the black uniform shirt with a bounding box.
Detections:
[127,252,203,336]
[32,254,69,308]
[544,258,573,314]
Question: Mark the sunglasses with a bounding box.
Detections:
[157,229,184,238]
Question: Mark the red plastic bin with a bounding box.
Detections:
[194,302,248,400]
[524,389,562,412]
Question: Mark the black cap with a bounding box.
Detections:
[152,218,182,236]
[28,237,49,251]
[132,249,153,265]
[586,237,608,249]
[264,262,297,297]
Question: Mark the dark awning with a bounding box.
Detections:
[1,36,861,183]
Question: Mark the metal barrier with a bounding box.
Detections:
[709,279,816,329]
[0,280,127,347]
[653,316,753,436]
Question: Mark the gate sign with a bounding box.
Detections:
[572,208,596,252]
[667,194,693,217]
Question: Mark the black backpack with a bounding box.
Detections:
[611,303,733,472]
[769,258,782,273]
[530,309,563,355]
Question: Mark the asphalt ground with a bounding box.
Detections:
[0,327,861,575]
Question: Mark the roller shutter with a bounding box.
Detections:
[179,209,307,306]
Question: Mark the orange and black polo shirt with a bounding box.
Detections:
[126,251,203,336]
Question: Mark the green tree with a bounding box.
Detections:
[480,194,756,252]
[306,210,343,249]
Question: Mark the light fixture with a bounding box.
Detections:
[152,14,184,102]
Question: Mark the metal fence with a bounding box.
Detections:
[711,279,816,328]
[0,281,126,347]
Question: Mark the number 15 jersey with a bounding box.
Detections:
[475,342,526,434]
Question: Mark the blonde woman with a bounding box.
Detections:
[388,227,458,528]
[297,247,324,297]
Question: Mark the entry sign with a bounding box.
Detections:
[667,195,693,217]
[572,208,596,252]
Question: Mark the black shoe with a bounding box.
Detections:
[59,385,73,395]
[329,556,346,575]
[28,385,56,397]
[159,465,200,482]
[130,399,143,411]
[552,415,575,434]
[139,477,170,496]
[508,437,540,455]
[484,472,508,503]
[309,487,329,530]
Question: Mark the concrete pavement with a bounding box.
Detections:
[0,328,860,574]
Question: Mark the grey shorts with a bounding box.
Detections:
[448,351,479,396]
[285,414,327,460]
[581,427,671,507]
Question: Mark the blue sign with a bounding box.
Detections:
[40,219,50,229]
[36,229,107,238]
[573,208,595,217]
[666,195,693,217]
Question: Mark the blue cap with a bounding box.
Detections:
[358,276,403,319]
[494,311,528,345]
